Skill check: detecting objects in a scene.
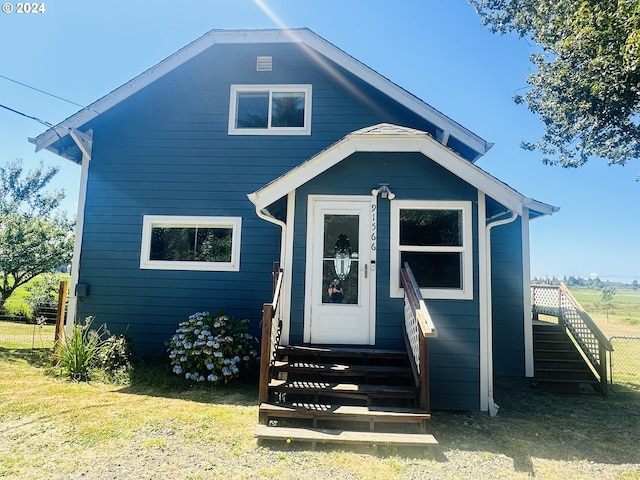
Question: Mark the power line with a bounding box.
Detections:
[0,74,84,108]
[0,103,53,128]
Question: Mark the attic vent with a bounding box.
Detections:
[256,56,273,72]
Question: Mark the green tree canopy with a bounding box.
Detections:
[0,160,74,307]
[470,0,640,167]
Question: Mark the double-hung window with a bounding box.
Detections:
[390,201,472,299]
[140,216,242,271]
[228,85,312,135]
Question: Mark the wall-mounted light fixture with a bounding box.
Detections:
[371,183,395,200]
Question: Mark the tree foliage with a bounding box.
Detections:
[470,0,640,167]
[0,160,74,307]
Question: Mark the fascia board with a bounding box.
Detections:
[32,28,490,160]
[32,32,221,153]
[298,31,490,157]
[248,140,358,209]
[249,132,535,215]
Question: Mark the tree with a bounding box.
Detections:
[0,160,74,308]
[600,285,617,320]
[470,0,640,167]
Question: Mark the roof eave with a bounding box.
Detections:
[31,28,491,162]
[248,124,555,217]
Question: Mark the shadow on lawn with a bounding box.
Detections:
[114,355,260,407]
[0,346,52,367]
[430,376,640,472]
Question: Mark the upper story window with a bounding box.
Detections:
[390,200,473,300]
[140,216,241,271]
[228,85,312,135]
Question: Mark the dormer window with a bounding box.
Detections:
[228,85,312,135]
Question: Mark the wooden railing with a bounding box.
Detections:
[532,283,613,392]
[258,262,284,404]
[400,263,438,411]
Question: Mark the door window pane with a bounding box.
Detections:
[322,214,359,304]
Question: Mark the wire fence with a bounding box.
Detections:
[0,281,67,350]
[0,314,57,349]
[609,336,640,388]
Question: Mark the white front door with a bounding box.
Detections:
[304,195,376,345]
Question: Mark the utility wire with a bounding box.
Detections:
[0,73,85,108]
[0,103,53,128]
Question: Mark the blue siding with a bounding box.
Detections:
[289,152,481,410]
[491,216,525,376]
[76,42,449,355]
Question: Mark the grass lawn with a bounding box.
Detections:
[1,349,639,480]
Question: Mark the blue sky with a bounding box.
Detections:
[1,0,638,282]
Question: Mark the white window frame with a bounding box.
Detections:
[140,215,242,271]
[390,200,473,300]
[228,84,312,135]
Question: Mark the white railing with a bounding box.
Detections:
[532,283,613,392]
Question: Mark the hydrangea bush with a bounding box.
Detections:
[167,312,257,384]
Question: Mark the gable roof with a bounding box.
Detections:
[248,123,558,219]
[30,28,492,164]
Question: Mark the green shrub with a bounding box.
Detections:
[54,316,133,383]
[25,274,59,320]
[94,333,133,383]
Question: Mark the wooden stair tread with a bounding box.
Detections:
[255,424,437,446]
[259,402,430,420]
[277,345,407,358]
[533,377,597,384]
[268,379,416,394]
[273,360,410,374]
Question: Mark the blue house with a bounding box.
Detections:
[32,29,558,423]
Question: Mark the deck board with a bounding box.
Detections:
[255,424,438,446]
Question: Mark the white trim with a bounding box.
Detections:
[478,192,488,412]
[65,150,91,332]
[522,208,534,377]
[139,215,242,271]
[228,84,312,135]
[390,200,473,300]
[31,29,491,163]
[248,126,558,219]
[280,191,296,346]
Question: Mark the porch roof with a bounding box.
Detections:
[247,124,559,219]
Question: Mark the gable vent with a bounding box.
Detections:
[256,56,273,72]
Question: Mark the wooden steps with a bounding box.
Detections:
[256,345,436,449]
[255,424,437,449]
[533,322,600,393]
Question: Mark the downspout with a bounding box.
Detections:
[485,209,518,417]
[254,207,287,267]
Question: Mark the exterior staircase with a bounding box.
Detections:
[533,321,601,393]
[255,345,437,449]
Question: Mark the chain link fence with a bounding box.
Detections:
[608,336,640,388]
